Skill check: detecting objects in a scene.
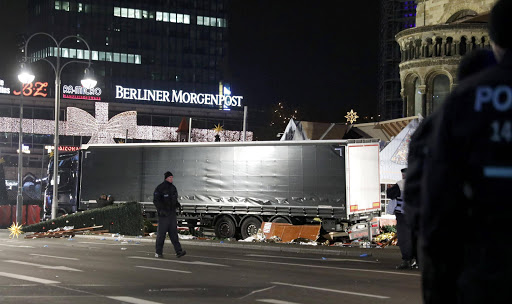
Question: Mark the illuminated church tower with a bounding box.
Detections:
[395,0,496,117]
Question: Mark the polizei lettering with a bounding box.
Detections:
[115,85,243,108]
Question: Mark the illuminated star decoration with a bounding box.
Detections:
[345,109,359,124]
[8,222,23,238]
[213,124,224,133]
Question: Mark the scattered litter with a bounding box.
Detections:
[322,257,327,260]
[67,238,73,241]
[100,237,106,240]
[178,234,196,240]
[121,248,127,251]
[360,253,369,257]
[24,225,106,239]
[121,241,128,244]
[43,245,48,247]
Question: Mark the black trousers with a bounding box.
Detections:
[395,213,414,260]
[155,212,183,255]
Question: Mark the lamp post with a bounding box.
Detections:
[18,32,97,220]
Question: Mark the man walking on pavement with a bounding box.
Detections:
[153,171,186,258]
[387,168,416,270]
[420,0,512,302]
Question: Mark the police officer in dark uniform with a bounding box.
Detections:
[404,48,497,275]
[153,171,186,258]
[387,168,416,269]
[421,0,512,302]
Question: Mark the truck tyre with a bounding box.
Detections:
[271,216,292,224]
[240,217,262,239]
[214,216,236,239]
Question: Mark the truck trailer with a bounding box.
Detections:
[44,140,381,239]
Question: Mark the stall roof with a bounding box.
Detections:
[280,116,418,142]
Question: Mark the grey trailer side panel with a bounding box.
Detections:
[79,142,346,208]
[80,147,144,202]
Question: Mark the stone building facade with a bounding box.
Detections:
[395,0,496,117]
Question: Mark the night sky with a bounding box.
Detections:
[0,1,380,125]
[229,1,380,123]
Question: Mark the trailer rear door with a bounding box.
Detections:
[345,143,381,218]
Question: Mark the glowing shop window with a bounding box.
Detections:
[84,50,90,60]
[55,1,60,10]
[99,52,105,61]
[106,52,113,62]
[177,14,184,23]
[156,11,163,21]
[62,1,70,11]
[121,53,127,63]
[121,7,128,18]
[70,48,76,58]
[61,48,69,58]
[113,53,120,62]
[184,15,190,24]
[135,9,142,19]
[197,16,203,25]
[114,7,121,17]
[135,55,141,64]
[77,49,83,59]
[163,12,169,22]
[142,10,148,19]
[171,13,177,23]
[128,54,135,64]
[92,51,98,60]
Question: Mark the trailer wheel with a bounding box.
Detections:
[214,216,236,239]
[271,216,292,224]
[240,217,262,239]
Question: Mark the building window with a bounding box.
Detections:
[32,47,142,65]
[432,74,450,111]
[54,1,70,11]
[197,16,227,28]
[414,78,422,116]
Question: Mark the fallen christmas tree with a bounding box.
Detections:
[22,202,144,236]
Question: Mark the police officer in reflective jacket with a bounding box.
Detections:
[153,171,186,258]
[421,0,512,302]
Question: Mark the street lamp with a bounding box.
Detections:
[14,63,35,224]
[18,32,96,220]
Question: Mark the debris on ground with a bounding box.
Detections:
[24,225,107,239]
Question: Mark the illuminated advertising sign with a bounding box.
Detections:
[0,79,10,94]
[13,81,49,97]
[58,146,80,152]
[62,85,102,101]
[115,85,243,108]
